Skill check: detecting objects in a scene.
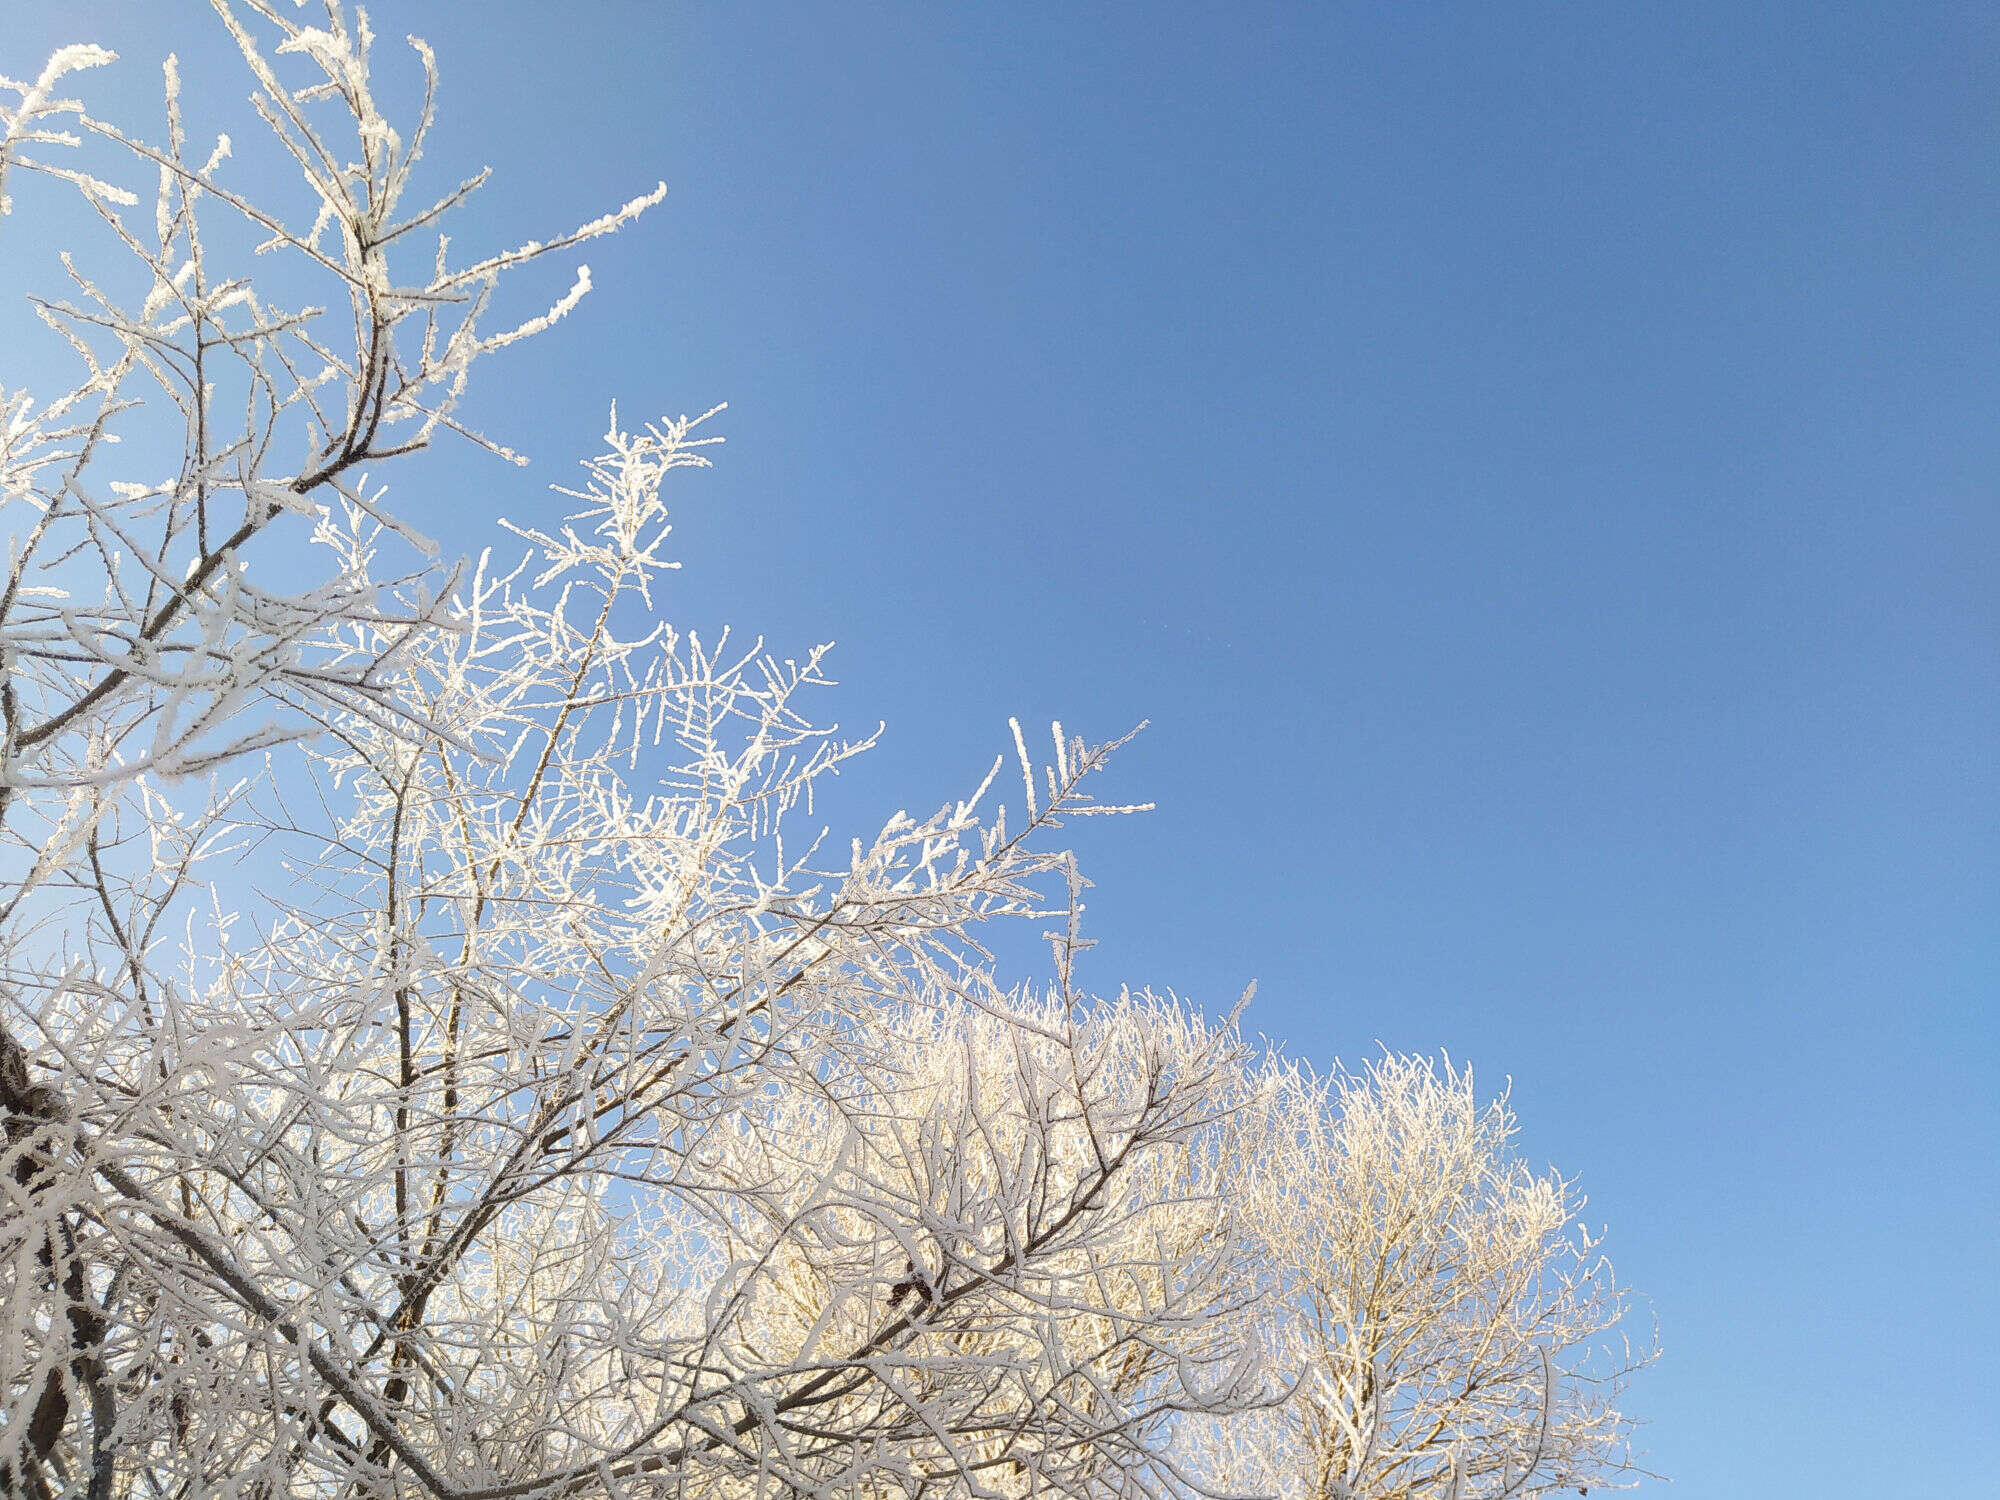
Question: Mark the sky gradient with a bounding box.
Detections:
[7,4,1996,1495]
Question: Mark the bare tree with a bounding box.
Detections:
[1177,1054,1655,1500]
[0,9,1264,1496]
[1,9,1652,1500]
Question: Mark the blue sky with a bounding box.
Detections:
[9,3,1997,1494]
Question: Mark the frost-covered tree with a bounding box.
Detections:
[0,8,1650,1500]
[1176,1055,1655,1499]
[0,7,1264,1497]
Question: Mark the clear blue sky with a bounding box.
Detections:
[9,4,1997,1494]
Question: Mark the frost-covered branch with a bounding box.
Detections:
[0,9,1649,1499]
[1173,1055,1657,1498]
